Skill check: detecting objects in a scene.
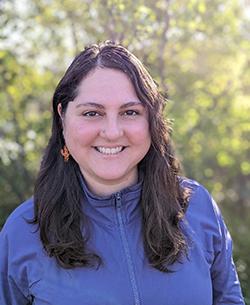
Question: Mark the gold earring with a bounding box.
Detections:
[60,145,70,162]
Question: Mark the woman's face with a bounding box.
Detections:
[58,68,151,195]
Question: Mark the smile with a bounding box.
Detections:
[94,146,125,155]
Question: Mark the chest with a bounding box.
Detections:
[29,222,213,305]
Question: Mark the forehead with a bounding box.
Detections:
[75,68,139,103]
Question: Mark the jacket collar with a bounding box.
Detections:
[79,173,143,226]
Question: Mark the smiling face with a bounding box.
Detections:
[58,68,151,196]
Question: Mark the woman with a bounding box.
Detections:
[0,41,245,304]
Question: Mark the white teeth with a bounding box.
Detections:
[96,146,123,155]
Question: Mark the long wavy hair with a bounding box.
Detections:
[33,41,190,271]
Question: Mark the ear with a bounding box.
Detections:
[57,103,63,118]
[58,103,65,133]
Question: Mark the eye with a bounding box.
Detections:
[123,110,139,116]
[82,111,100,117]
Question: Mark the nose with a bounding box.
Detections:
[100,117,124,141]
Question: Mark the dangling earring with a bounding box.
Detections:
[60,145,70,162]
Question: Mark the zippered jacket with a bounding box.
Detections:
[0,178,245,304]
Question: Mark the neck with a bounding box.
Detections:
[80,170,139,197]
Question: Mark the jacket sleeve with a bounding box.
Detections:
[0,226,32,305]
[210,197,245,305]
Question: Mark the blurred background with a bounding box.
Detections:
[0,0,249,301]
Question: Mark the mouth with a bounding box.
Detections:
[94,146,126,155]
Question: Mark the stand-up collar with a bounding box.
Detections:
[79,175,143,226]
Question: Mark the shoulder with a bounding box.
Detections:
[179,176,220,219]
[0,198,43,271]
[0,198,37,243]
[180,177,228,252]
[179,177,224,240]
[1,197,34,229]
[4,197,34,222]
[0,198,44,299]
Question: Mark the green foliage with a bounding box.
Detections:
[0,0,249,302]
[0,49,55,224]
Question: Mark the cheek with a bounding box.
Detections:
[64,122,98,147]
[128,120,151,144]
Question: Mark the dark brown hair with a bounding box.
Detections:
[33,41,190,271]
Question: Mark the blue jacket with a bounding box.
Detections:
[0,178,245,305]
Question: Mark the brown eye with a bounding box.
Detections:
[83,111,100,117]
[124,110,139,116]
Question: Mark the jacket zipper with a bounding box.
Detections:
[115,192,141,305]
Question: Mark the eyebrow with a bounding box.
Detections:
[75,101,143,109]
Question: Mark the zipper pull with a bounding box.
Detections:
[115,192,122,208]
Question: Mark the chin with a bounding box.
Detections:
[96,170,131,182]
[98,174,126,182]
